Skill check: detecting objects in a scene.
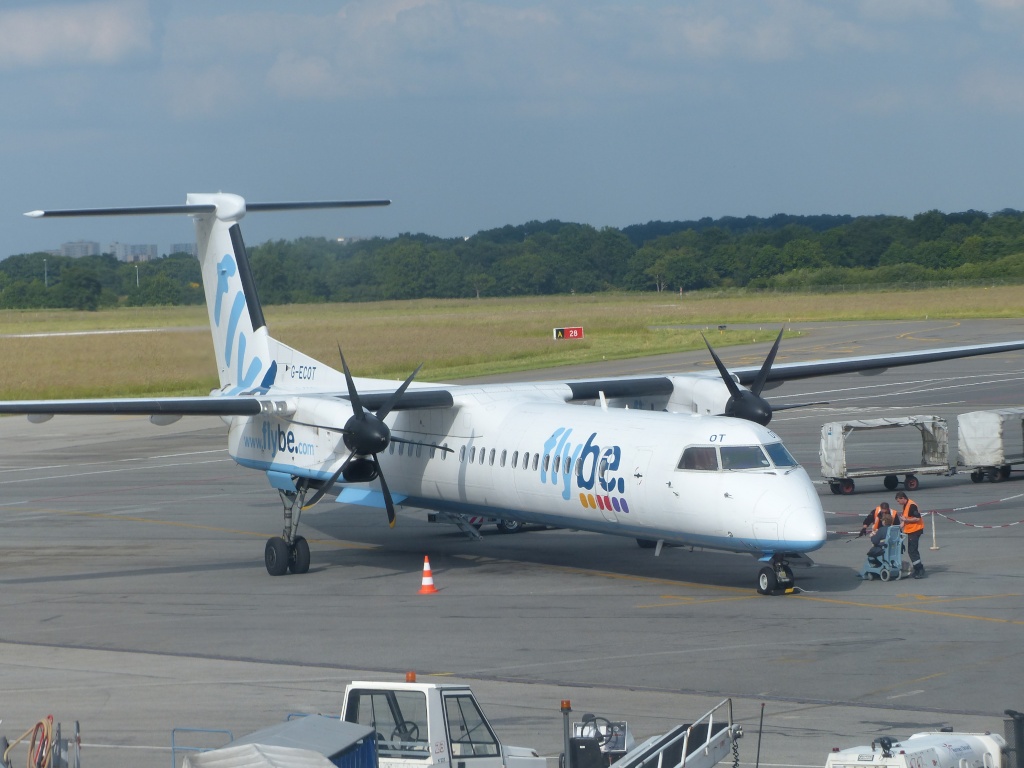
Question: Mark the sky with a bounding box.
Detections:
[3,0,1024,258]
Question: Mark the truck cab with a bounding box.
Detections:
[341,678,546,768]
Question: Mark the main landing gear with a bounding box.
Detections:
[757,554,796,595]
[265,485,312,576]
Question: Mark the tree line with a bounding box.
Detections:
[2,208,1024,310]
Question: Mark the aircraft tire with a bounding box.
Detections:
[883,475,899,490]
[289,535,310,575]
[904,475,919,491]
[496,519,522,534]
[782,565,795,585]
[636,538,657,549]
[757,566,778,595]
[265,536,290,576]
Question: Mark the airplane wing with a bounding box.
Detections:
[0,389,456,417]
[731,338,1024,385]
[561,338,1024,400]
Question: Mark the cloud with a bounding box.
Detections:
[0,0,152,69]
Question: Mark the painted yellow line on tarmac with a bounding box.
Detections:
[794,593,1024,625]
[637,594,755,608]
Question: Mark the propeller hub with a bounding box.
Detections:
[343,413,390,455]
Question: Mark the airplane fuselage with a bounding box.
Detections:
[229,387,827,557]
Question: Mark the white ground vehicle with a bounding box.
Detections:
[825,731,1008,768]
[341,677,546,768]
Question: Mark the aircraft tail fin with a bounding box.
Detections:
[26,194,390,394]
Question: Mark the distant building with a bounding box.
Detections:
[171,242,198,257]
[60,240,100,258]
[109,242,158,262]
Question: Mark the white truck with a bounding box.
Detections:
[825,731,1008,768]
[340,676,547,768]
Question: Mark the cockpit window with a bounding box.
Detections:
[678,446,719,471]
[720,445,771,470]
[764,442,798,468]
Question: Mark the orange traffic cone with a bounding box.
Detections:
[418,556,439,594]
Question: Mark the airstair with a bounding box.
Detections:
[609,700,740,768]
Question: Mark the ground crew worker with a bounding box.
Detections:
[860,502,898,536]
[895,491,926,579]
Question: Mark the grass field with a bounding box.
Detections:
[0,285,1021,399]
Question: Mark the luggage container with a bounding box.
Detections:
[957,407,1024,483]
[820,416,950,495]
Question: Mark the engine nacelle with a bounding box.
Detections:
[665,374,734,416]
[342,457,379,483]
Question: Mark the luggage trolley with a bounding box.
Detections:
[820,415,950,494]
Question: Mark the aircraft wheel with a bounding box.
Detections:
[289,535,310,575]
[883,475,899,490]
[970,470,983,483]
[829,482,842,495]
[781,565,795,585]
[879,568,891,582]
[840,478,855,495]
[496,519,522,534]
[904,475,919,491]
[265,536,290,576]
[636,538,657,549]
[757,566,778,595]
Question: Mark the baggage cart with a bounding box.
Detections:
[957,407,1024,483]
[820,415,950,495]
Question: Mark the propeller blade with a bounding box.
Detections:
[337,344,365,419]
[374,363,423,420]
[391,435,454,453]
[750,328,785,396]
[701,334,743,398]
[372,454,396,527]
[771,400,829,412]
[302,452,354,511]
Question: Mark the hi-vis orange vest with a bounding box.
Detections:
[871,506,894,530]
[899,498,924,534]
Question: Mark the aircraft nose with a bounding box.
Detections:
[782,481,826,551]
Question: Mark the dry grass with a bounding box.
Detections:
[0,285,1021,399]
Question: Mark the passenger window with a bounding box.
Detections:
[553,455,561,473]
[721,445,771,470]
[575,458,582,476]
[479,448,486,465]
[398,442,405,456]
[460,446,466,463]
[442,442,448,461]
[511,451,518,468]
[522,452,530,470]
[429,444,436,459]
[488,449,495,466]
[532,454,539,471]
[543,454,550,472]
[470,446,476,463]
[679,446,718,471]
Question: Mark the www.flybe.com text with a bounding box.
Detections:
[243,422,316,457]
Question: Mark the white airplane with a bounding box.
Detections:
[6,193,1024,594]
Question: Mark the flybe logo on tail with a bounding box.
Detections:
[215,253,267,392]
[540,428,630,513]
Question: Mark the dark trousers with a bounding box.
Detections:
[907,531,924,572]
